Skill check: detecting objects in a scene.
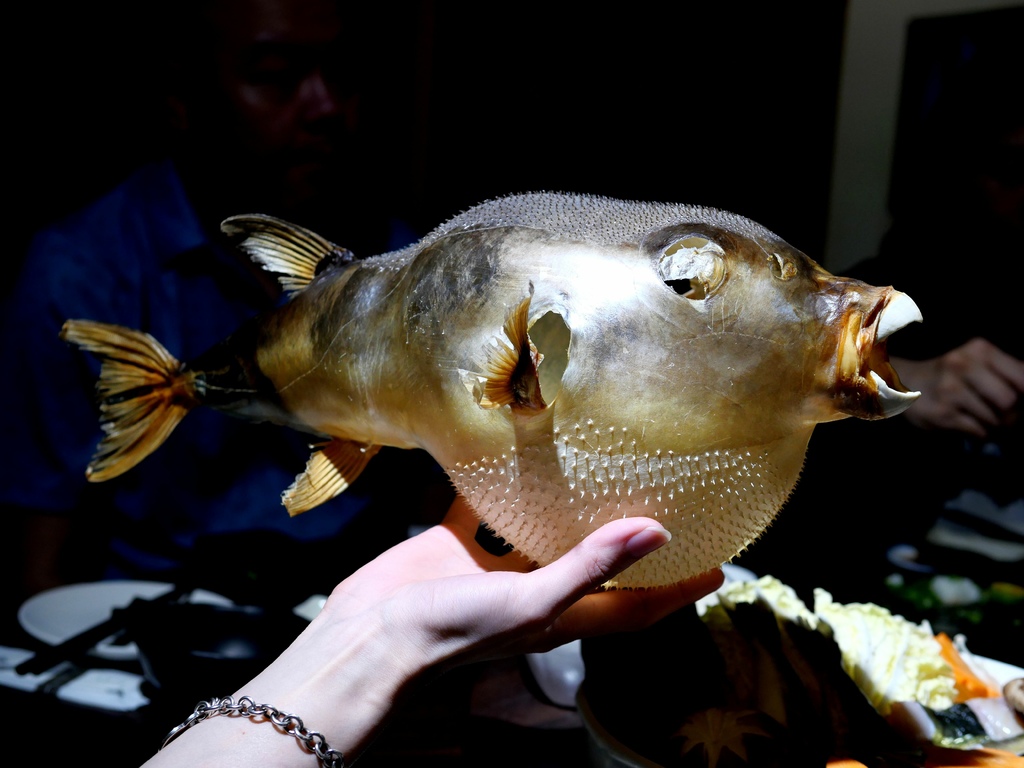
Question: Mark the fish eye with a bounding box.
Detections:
[768,252,797,280]
[659,236,726,300]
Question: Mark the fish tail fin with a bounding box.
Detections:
[60,319,201,482]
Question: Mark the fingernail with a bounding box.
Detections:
[626,526,671,558]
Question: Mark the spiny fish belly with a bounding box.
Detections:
[448,421,796,588]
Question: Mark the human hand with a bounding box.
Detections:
[894,338,1024,439]
[323,495,724,667]
[147,498,722,767]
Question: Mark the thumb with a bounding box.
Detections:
[534,517,672,599]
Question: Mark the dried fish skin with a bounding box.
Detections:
[61,193,922,587]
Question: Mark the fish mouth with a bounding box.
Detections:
[835,289,922,419]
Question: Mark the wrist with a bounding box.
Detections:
[246,607,422,763]
[160,696,345,767]
[146,606,426,767]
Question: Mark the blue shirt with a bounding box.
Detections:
[1,159,426,582]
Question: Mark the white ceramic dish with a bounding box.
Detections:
[18,580,233,661]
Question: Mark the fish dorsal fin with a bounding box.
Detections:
[472,289,547,412]
[221,214,355,297]
[282,438,381,515]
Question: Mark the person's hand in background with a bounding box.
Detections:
[894,337,1024,439]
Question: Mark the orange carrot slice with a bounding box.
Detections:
[935,633,1002,702]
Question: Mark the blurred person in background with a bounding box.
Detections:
[0,0,448,614]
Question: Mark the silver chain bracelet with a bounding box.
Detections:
[161,695,346,768]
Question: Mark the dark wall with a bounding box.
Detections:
[415,3,847,257]
[12,2,847,264]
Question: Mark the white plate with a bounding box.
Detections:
[18,580,233,661]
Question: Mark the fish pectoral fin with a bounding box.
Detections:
[282,438,381,516]
[473,290,547,412]
[221,214,355,297]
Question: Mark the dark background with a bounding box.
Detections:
[5,6,1022,764]
[10,2,847,271]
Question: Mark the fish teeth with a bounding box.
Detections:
[870,290,922,417]
[877,291,922,340]
[871,370,920,417]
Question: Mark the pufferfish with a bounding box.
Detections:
[61,192,922,587]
